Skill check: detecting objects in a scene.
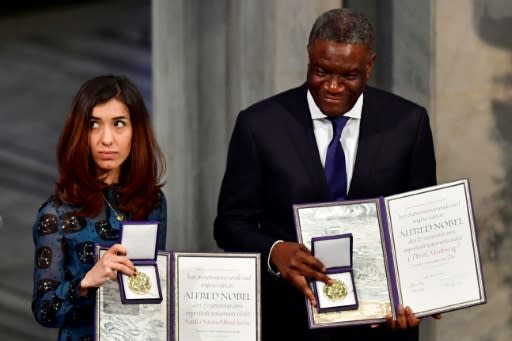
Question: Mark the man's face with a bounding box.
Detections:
[307,39,375,117]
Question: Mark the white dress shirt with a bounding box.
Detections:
[267,90,363,276]
[307,90,363,194]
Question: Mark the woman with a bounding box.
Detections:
[32,75,167,340]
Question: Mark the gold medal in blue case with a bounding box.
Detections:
[128,270,152,295]
[323,279,348,302]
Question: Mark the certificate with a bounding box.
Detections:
[172,252,261,341]
[293,179,486,328]
[95,247,171,340]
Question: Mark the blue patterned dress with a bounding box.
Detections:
[32,188,167,341]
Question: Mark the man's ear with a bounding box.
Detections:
[366,52,377,79]
[306,46,312,65]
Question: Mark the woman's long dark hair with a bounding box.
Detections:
[56,75,165,219]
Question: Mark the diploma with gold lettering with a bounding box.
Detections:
[172,252,261,341]
[293,179,486,329]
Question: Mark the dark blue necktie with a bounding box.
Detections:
[324,116,349,201]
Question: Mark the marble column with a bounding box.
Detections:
[350,1,512,340]
[346,1,434,340]
[432,1,512,340]
[152,0,340,252]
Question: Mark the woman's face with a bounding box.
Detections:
[89,98,133,185]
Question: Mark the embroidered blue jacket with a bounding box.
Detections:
[32,189,167,341]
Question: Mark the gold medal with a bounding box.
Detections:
[323,279,348,302]
[128,270,152,295]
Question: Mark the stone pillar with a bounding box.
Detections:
[346,0,432,109]
[349,1,512,340]
[432,0,512,340]
[152,0,340,252]
[346,1,434,340]
[152,0,202,250]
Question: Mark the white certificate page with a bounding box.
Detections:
[174,253,260,341]
[385,180,485,315]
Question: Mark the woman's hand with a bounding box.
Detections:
[79,243,135,296]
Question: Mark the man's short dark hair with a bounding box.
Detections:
[308,8,375,53]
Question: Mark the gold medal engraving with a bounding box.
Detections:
[128,271,152,295]
[323,279,348,302]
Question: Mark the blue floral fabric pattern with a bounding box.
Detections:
[32,188,167,341]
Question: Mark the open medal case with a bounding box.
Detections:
[311,233,359,313]
[117,221,163,304]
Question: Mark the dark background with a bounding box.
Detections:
[0,1,150,339]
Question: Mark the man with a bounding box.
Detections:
[214,8,436,341]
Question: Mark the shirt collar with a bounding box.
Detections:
[307,90,364,121]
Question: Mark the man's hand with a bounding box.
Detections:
[270,241,331,306]
[385,305,420,330]
[382,306,442,330]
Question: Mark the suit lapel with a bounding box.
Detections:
[279,85,385,201]
[349,87,382,198]
[281,84,330,200]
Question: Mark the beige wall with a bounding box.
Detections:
[350,1,512,338]
[433,0,512,340]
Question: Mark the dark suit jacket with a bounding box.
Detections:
[214,84,436,341]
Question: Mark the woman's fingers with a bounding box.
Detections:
[107,243,127,256]
[110,261,136,277]
[101,244,136,278]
